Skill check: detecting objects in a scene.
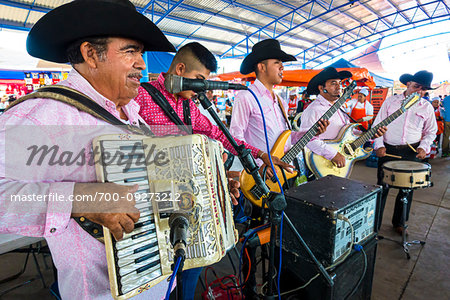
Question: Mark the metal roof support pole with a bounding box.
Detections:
[142,52,149,83]
[154,0,185,25]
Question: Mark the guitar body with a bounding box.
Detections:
[304,124,372,178]
[240,130,298,207]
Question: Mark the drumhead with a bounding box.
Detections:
[382,160,430,172]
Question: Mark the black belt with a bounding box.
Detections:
[385,142,420,150]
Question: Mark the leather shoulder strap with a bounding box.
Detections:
[6,85,153,136]
[140,82,191,133]
[183,99,192,126]
[276,94,292,130]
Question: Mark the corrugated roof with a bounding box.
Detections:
[0,0,448,68]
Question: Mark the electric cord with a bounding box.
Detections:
[279,214,355,296]
[344,247,367,300]
[165,256,182,300]
[248,88,285,300]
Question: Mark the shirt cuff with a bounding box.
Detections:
[373,138,385,150]
[323,148,338,161]
[43,182,74,237]
[418,142,430,154]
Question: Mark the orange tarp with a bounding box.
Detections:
[217,67,376,89]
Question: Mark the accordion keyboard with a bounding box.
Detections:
[101,140,162,294]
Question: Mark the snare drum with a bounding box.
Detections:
[382,161,432,189]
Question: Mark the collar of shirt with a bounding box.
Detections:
[251,79,274,102]
[315,94,334,107]
[62,69,141,125]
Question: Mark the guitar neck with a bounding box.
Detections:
[281,81,356,163]
[352,107,405,149]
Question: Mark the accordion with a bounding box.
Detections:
[92,134,238,300]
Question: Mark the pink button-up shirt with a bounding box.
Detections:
[373,93,437,153]
[299,94,350,160]
[134,73,260,158]
[230,79,299,164]
[0,69,170,299]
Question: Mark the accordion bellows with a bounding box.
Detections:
[92,134,237,299]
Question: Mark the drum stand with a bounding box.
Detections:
[399,188,426,259]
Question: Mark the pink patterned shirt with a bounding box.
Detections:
[0,69,171,299]
[134,73,260,158]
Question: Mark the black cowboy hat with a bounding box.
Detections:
[240,39,296,75]
[306,67,352,95]
[26,0,175,63]
[399,70,436,90]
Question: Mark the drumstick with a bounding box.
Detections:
[385,153,402,159]
[407,143,417,153]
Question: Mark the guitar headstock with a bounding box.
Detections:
[342,80,357,98]
[402,92,421,109]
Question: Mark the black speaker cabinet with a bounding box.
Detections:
[278,237,377,300]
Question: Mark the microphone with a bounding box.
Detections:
[168,213,190,250]
[164,74,248,94]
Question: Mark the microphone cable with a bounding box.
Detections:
[165,256,182,300]
[248,88,285,300]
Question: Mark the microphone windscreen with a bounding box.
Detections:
[168,212,190,227]
[164,74,183,94]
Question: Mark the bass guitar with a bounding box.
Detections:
[240,81,357,207]
[304,92,421,178]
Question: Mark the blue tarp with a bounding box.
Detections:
[329,58,394,87]
[0,69,27,80]
[146,51,175,74]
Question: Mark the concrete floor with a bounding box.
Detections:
[0,157,449,299]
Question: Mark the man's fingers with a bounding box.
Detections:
[128,209,141,223]
[119,216,135,234]
[227,171,241,178]
[128,184,139,194]
[230,194,238,205]
[222,153,228,163]
[109,223,124,241]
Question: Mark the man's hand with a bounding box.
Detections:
[71,183,140,241]
[416,147,427,159]
[222,153,240,205]
[373,126,387,138]
[331,152,346,168]
[258,152,294,178]
[356,118,364,123]
[316,119,330,136]
[376,147,386,158]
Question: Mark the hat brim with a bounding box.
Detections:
[399,73,436,90]
[307,69,352,95]
[240,48,296,75]
[27,1,175,63]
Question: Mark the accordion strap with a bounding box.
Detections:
[6,85,153,136]
[6,85,157,242]
[141,82,191,133]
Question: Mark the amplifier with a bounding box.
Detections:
[279,237,378,300]
[282,175,381,266]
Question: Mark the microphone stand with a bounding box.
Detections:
[197,92,333,298]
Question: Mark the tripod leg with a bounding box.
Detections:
[401,190,410,259]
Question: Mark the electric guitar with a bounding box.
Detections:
[240,81,357,207]
[304,92,421,178]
